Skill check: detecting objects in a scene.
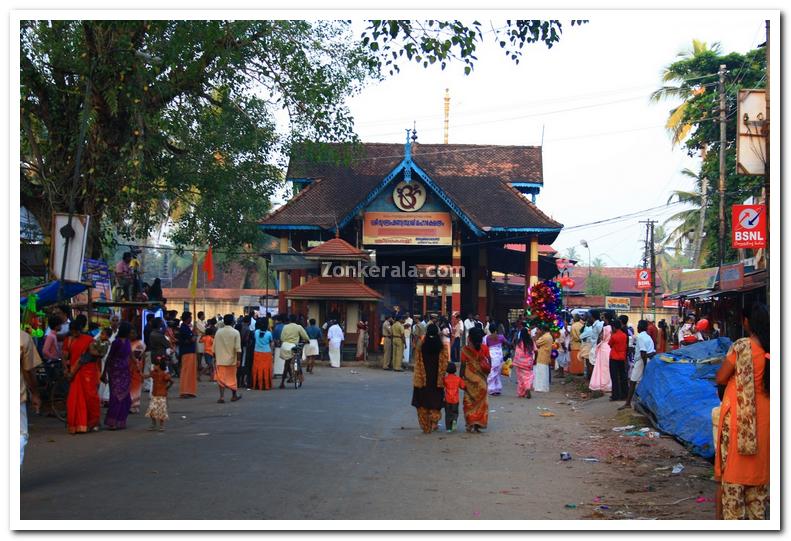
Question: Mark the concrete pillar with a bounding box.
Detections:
[477,246,487,317]
[451,225,461,315]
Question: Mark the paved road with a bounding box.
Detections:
[20,367,716,521]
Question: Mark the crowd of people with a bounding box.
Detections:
[405,303,769,521]
[22,306,351,442]
[20,296,769,520]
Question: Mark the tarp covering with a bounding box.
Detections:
[636,338,733,459]
[21,280,88,309]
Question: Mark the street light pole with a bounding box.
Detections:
[580,240,591,276]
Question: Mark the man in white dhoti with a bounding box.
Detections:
[327,320,345,368]
[304,318,322,374]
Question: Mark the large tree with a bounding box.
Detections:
[21,19,585,259]
[653,44,766,267]
[20,20,376,257]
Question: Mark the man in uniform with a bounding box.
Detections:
[381,315,393,370]
[390,314,405,372]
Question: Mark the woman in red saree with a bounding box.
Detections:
[461,327,491,433]
[63,321,100,434]
[129,327,146,413]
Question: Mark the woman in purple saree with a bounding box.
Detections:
[103,321,132,430]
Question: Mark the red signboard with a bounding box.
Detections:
[732,204,766,249]
[636,268,652,290]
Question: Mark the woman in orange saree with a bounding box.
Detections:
[63,321,101,434]
[714,304,770,520]
[461,327,491,433]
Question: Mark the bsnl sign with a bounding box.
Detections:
[732,205,767,249]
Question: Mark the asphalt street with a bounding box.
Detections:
[20,366,716,521]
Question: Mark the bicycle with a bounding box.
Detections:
[289,343,305,389]
[35,359,69,423]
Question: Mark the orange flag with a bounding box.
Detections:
[202,246,215,282]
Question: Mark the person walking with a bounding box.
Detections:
[252,319,273,390]
[589,313,613,396]
[103,322,133,430]
[608,319,629,401]
[485,323,508,396]
[512,327,535,398]
[129,327,146,413]
[63,320,101,434]
[21,330,43,467]
[327,320,345,368]
[177,312,197,398]
[304,318,322,373]
[451,313,463,365]
[568,314,584,375]
[620,320,655,410]
[97,313,120,407]
[403,313,413,367]
[355,319,368,362]
[533,327,553,392]
[714,304,770,520]
[390,315,405,372]
[442,362,464,431]
[411,324,449,434]
[381,315,393,370]
[460,327,491,433]
[143,357,173,432]
[214,314,242,403]
[194,311,207,375]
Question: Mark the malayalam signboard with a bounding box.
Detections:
[732,204,767,249]
[667,267,720,294]
[605,296,631,311]
[363,212,452,245]
[635,269,652,290]
[719,262,745,291]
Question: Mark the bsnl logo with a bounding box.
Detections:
[732,205,766,249]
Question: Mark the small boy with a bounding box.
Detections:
[443,362,465,432]
[89,328,112,361]
[144,359,173,431]
[200,327,215,381]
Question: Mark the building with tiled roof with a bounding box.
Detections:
[259,135,564,356]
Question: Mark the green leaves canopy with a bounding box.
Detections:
[20,20,376,256]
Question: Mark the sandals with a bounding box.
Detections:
[230,395,242,402]
[217,399,225,404]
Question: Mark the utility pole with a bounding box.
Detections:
[639,220,658,316]
[763,20,770,288]
[718,64,727,268]
[443,88,450,144]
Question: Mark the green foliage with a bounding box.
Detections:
[585,272,611,296]
[654,42,766,268]
[20,20,377,258]
[361,19,587,76]
[591,257,606,268]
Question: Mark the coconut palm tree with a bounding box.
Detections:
[663,167,710,266]
[650,39,722,146]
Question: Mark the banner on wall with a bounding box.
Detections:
[362,212,452,245]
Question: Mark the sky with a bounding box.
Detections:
[333,13,769,268]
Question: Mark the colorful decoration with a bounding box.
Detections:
[525,279,564,332]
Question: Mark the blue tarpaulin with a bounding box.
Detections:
[21,280,88,309]
[636,338,733,459]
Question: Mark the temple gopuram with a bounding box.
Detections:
[259,132,564,351]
